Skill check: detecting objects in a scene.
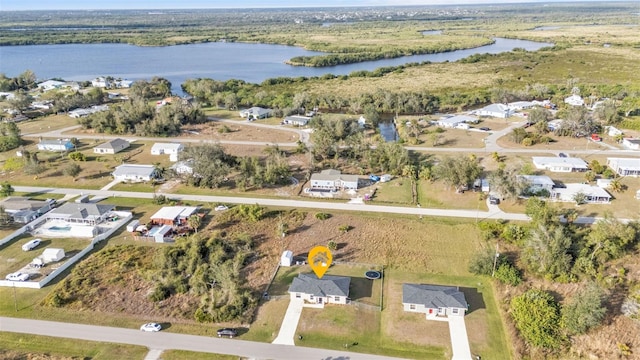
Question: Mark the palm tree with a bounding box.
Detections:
[609,178,624,193]
[188,214,202,233]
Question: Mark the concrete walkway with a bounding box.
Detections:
[448,316,473,360]
[272,299,303,345]
[143,349,164,360]
[100,178,121,191]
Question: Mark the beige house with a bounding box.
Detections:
[402,283,468,318]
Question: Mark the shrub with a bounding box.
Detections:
[495,263,522,286]
[149,285,171,302]
[327,240,337,251]
[152,194,167,205]
[510,289,563,349]
[68,152,86,161]
[315,212,331,220]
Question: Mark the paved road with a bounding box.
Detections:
[0,317,404,360]
[14,186,618,225]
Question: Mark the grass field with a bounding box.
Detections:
[161,350,246,360]
[0,333,148,360]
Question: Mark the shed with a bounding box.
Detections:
[42,248,65,263]
[280,250,294,267]
[126,219,140,232]
[152,225,173,243]
[380,174,392,183]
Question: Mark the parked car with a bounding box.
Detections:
[5,272,30,281]
[217,328,238,338]
[369,174,380,182]
[479,127,491,131]
[489,196,500,205]
[22,239,41,252]
[214,205,229,211]
[140,323,162,332]
[558,153,568,158]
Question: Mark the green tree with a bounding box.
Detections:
[585,215,639,267]
[561,282,607,335]
[181,143,234,189]
[68,152,86,161]
[522,224,572,280]
[488,166,527,201]
[433,155,483,192]
[188,214,202,233]
[468,247,503,275]
[494,263,522,286]
[510,289,563,349]
[0,182,15,197]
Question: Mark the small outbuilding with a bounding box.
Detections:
[42,248,65,263]
[126,219,140,232]
[280,250,294,267]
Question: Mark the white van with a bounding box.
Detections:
[22,239,41,251]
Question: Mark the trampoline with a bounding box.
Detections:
[365,270,382,280]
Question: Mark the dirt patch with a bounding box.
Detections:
[0,351,75,360]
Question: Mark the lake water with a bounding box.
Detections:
[0,37,552,93]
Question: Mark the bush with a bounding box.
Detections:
[495,263,522,286]
[510,289,563,349]
[68,152,86,161]
[327,240,337,250]
[561,282,607,335]
[149,285,171,302]
[469,247,504,275]
[315,212,331,220]
[152,194,167,205]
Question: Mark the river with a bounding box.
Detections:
[0,38,552,92]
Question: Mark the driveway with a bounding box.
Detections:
[272,299,303,345]
[448,316,473,360]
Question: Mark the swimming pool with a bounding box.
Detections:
[48,225,71,232]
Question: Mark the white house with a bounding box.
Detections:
[37,80,65,91]
[151,143,184,157]
[606,126,623,137]
[402,283,468,318]
[93,138,130,154]
[507,101,534,111]
[288,273,350,306]
[436,115,478,128]
[170,159,195,175]
[42,248,65,263]
[37,139,74,152]
[551,184,612,204]
[92,77,109,88]
[47,203,115,226]
[621,138,640,150]
[310,169,359,191]
[150,206,199,226]
[564,94,585,106]
[239,107,272,119]
[519,175,555,194]
[283,115,311,126]
[532,156,588,172]
[112,164,159,182]
[475,103,513,118]
[607,158,640,177]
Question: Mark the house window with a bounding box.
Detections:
[409,304,416,310]
[295,293,301,299]
[335,296,340,302]
[309,295,314,300]
[452,308,459,315]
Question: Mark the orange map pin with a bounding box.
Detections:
[308,246,333,279]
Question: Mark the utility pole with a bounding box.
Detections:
[13,283,18,312]
[491,243,500,277]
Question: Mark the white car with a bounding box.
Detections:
[140,323,162,332]
[6,272,30,281]
[214,205,229,211]
[22,239,41,251]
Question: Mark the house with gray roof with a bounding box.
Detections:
[112,164,158,183]
[239,106,272,120]
[93,138,130,154]
[283,115,311,126]
[475,103,513,118]
[47,203,115,226]
[310,169,359,191]
[402,283,468,318]
[288,273,351,306]
[37,139,74,152]
[0,197,55,223]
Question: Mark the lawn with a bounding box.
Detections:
[161,350,246,360]
[371,178,414,205]
[242,298,290,342]
[417,180,489,212]
[17,114,78,135]
[0,332,148,360]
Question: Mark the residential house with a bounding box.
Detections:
[92,77,131,88]
[547,119,564,132]
[112,164,158,182]
[283,115,311,126]
[310,169,359,191]
[150,206,199,226]
[606,126,623,137]
[37,80,65,91]
[47,203,115,226]
[532,157,588,172]
[532,99,556,109]
[68,105,109,118]
[621,138,640,150]
[91,77,109,88]
[607,158,640,177]
[519,175,555,195]
[170,159,195,175]
[435,115,478,128]
[0,197,55,223]
[551,184,612,204]
[239,107,272,119]
[564,94,585,106]
[402,283,468,318]
[507,101,534,111]
[37,139,74,152]
[151,143,184,162]
[288,273,351,306]
[93,138,130,154]
[475,104,513,118]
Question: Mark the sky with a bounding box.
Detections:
[0,0,619,11]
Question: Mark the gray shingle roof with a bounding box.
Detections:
[94,138,129,150]
[50,203,115,219]
[288,273,350,297]
[402,283,468,309]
